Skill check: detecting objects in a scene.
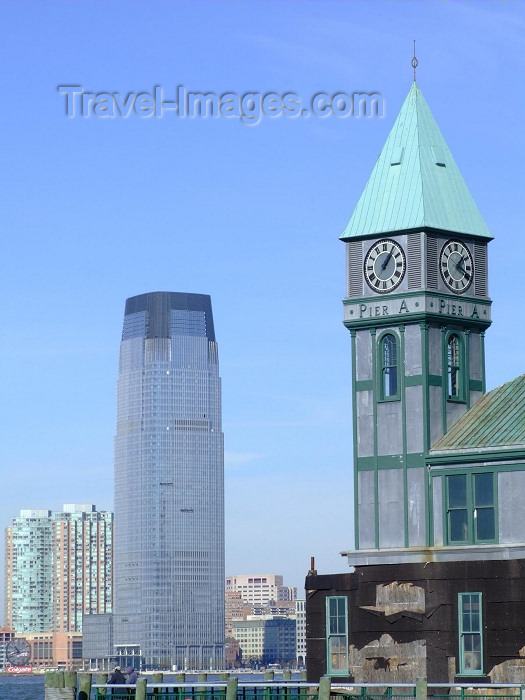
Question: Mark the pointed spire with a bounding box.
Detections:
[340,83,492,241]
[412,41,418,83]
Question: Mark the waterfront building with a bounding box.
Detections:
[295,600,306,667]
[231,616,296,667]
[226,574,296,605]
[24,631,83,670]
[4,505,112,635]
[225,591,251,638]
[306,78,525,684]
[113,292,225,670]
[0,628,15,671]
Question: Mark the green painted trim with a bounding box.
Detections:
[441,471,498,546]
[481,331,486,393]
[404,374,423,387]
[440,326,447,435]
[356,452,425,470]
[420,322,432,545]
[465,330,471,410]
[406,452,425,467]
[420,327,431,452]
[355,380,373,392]
[350,330,359,550]
[376,329,401,401]
[344,312,491,332]
[371,328,379,549]
[458,592,485,676]
[429,457,525,471]
[428,374,443,386]
[343,288,493,305]
[325,596,349,676]
[400,325,409,547]
[341,226,493,244]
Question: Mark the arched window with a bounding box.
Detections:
[447,334,462,399]
[381,334,398,399]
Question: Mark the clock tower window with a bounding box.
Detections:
[447,334,463,400]
[379,333,399,400]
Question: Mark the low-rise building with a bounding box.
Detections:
[232,616,296,667]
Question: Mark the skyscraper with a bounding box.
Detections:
[4,504,112,634]
[113,292,225,670]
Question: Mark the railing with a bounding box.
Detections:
[43,671,525,700]
[330,683,525,700]
[92,681,318,700]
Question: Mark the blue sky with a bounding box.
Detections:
[1,1,524,602]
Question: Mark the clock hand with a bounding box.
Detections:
[456,257,465,273]
[381,252,392,270]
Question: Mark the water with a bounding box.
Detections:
[0,675,44,700]
[0,672,304,700]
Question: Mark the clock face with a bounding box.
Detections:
[364,239,406,293]
[440,240,474,293]
[6,638,31,666]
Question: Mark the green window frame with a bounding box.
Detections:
[326,596,348,676]
[379,332,399,401]
[446,472,496,545]
[458,592,483,675]
[447,333,464,401]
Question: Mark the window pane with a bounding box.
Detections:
[450,509,468,541]
[448,475,467,507]
[448,335,460,397]
[476,507,495,541]
[475,473,494,507]
[382,335,397,397]
[463,631,482,670]
[328,636,348,671]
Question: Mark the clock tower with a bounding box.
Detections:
[306,78,525,686]
[341,81,492,561]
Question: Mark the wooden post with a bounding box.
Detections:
[318,676,331,700]
[197,671,207,700]
[44,670,76,699]
[135,677,147,700]
[415,677,427,700]
[64,671,76,690]
[226,676,238,700]
[283,670,291,681]
[264,670,274,700]
[220,672,230,681]
[96,673,108,696]
[175,672,186,700]
[78,673,92,700]
[152,672,163,699]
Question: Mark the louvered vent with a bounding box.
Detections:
[474,243,487,297]
[407,234,422,289]
[347,241,363,297]
[426,235,439,289]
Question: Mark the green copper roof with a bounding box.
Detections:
[341,83,492,241]
[431,374,525,453]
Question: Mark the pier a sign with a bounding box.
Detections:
[344,293,491,328]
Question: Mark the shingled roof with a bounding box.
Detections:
[430,374,525,454]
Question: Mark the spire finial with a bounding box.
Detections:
[412,40,418,83]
